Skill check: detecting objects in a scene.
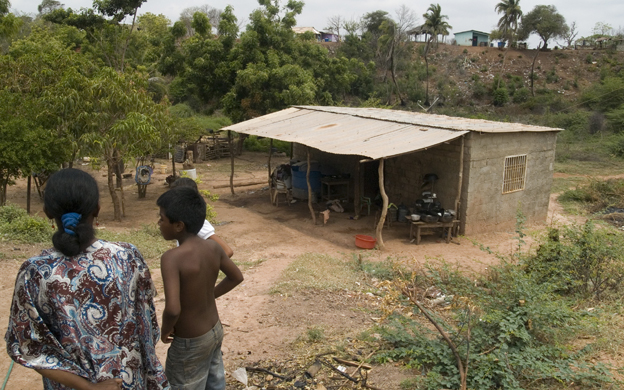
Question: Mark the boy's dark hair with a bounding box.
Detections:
[157,186,206,235]
[170,177,198,192]
[44,168,99,257]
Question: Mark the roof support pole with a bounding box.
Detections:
[268,138,273,203]
[455,135,466,235]
[354,161,361,218]
[454,136,465,231]
[229,130,235,195]
[375,158,388,249]
[306,147,316,224]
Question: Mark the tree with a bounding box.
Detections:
[179,4,221,37]
[422,3,451,104]
[560,20,578,48]
[0,28,82,204]
[38,0,63,15]
[495,0,521,88]
[518,5,568,50]
[495,0,522,44]
[73,68,172,220]
[0,0,21,39]
[592,22,613,36]
[325,14,342,41]
[378,5,418,105]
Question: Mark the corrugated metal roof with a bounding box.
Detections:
[223,106,561,160]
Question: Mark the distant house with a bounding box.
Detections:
[293,27,339,42]
[292,27,322,41]
[454,30,490,47]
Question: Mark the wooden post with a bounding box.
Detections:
[375,158,388,249]
[229,131,235,195]
[306,148,316,224]
[171,146,175,179]
[268,138,273,203]
[26,175,31,214]
[354,161,361,218]
[454,136,465,235]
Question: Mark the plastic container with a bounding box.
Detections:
[355,235,376,249]
[292,170,321,192]
[180,168,197,179]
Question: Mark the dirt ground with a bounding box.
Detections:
[0,152,570,389]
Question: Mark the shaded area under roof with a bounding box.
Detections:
[223,106,561,160]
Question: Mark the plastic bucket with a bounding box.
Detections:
[355,234,377,249]
[181,169,197,179]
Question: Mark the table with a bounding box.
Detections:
[409,220,460,245]
[321,178,350,201]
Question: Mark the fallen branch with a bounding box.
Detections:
[213,180,266,189]
[332,357,372,370]
[318,358,359,383]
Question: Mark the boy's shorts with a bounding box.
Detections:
[165,321,225,390]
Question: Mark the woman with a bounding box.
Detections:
[5,168,169,390]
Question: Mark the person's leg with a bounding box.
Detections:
[166,334,212,390]
[204,321,225,390]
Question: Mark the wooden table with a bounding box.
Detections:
[409,220,459,245]
[321,177,350,201]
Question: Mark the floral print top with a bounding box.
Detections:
[5,240,169,389]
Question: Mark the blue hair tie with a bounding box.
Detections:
[61,212,82,236]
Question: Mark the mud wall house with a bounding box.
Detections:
[224,106,561,235]
[454,30,490,47]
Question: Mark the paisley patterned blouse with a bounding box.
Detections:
[5,240,169,390]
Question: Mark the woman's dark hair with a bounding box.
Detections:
[44,168,99,257]
[170,177,199,192]
[157,186,206,235]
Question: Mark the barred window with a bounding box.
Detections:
[502,154,527,194]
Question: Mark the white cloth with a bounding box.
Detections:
[176,220,215,246]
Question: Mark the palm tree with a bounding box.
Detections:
[422,3,451,105]
[495,0,522,42]
[495,0,522,88]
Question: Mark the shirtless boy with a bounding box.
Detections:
[157,187,244,390]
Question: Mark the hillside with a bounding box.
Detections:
[416,43,623,107]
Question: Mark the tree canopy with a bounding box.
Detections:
[519,5,568,49]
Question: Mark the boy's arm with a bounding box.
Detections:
[214,251,243,299]
[160,251,181,343]
[209,234,234,258]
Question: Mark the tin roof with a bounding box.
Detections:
[223,106,561,160]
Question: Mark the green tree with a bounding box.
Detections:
[495,0,522,88]
[422,3,451,104]
[0,0,21,39]
[518,5,568,49]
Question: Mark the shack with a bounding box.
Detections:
[223,106,561,238]
[454,30,490,47]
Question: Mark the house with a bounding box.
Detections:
[454,30,490,47]
[293,27,339,42]
[223,106,561,237]
[292,27,322,41]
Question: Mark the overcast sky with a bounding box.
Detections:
[10,0,624,48]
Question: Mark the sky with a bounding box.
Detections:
[10,0,624,48]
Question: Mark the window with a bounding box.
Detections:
[502,154,527,194]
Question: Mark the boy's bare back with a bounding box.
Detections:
[160,235,243,340]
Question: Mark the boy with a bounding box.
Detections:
[169,178,234,258]
[157,187,244,390]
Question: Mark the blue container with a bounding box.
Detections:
[292,170,321,193]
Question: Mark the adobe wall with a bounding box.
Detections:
[461,131,558,235]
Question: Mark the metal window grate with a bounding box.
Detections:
[502,154,527,194]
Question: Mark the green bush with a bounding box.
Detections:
[525,222,624,301]
[493,87,509,106]
[376,260,613,390]
[606,105,624,133]
[512,87,530,103]
[0,204,54,243]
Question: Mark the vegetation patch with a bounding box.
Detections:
[0,204,53,243]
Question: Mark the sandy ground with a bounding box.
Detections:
[0,152,563,389]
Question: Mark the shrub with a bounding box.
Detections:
[376,260,613,390]
[493,87,509,106]
[525,221,624,301]
[512,87,530,103]
[586,54,593,64]
[0,204,54,243]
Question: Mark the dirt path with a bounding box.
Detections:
[0,152,558,388]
